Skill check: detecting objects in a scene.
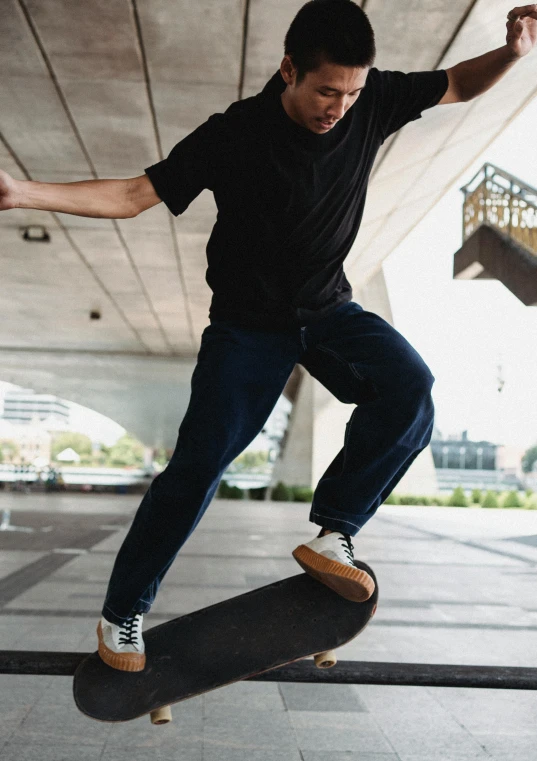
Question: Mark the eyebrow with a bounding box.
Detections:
[320,86,365,93]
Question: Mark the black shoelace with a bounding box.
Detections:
[118,615,141,646]
[338,534,355,563]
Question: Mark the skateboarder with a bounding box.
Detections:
[1,1,535,672]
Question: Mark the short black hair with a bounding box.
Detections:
[284,0,376,81]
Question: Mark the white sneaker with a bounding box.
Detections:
[293,531,375,603]
[97,612,146,672]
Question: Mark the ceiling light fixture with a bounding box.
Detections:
[20,225,50,243]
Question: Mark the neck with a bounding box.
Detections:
[280,89,302,127]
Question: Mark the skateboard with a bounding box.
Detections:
[73,561,378,724]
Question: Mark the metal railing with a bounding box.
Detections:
[461,163,537,257]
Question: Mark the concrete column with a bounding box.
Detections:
[143,446,154,468]
[272,266,438,495]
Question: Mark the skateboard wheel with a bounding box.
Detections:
[150,705,172,725]
[314,650,338,669]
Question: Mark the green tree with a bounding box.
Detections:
[51,432,92,461]
[107,434,144,467]
[0,440,20,464]
[230,450,270,472]
[447,486,468,507]
[521,445,537,474]
[153,448,169,467]
[471,488,482,504]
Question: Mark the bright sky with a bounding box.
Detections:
[383,96,537,450]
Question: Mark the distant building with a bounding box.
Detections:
[0,420,52,465]
[2,389,70,426]
[430,430,497,470]
[430,429,524,493]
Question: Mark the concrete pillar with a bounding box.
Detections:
[272,266,438,495]
[143,446,154,468]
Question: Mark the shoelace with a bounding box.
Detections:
[338,534,355,564]
[118,614,141,647]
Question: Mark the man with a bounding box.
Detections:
[0,1,535,672]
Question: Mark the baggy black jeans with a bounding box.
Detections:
[102,301,435,624]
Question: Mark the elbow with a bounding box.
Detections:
[122,202,141,219]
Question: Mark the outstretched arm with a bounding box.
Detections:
[0,169,161,219]
[439,4,537,103]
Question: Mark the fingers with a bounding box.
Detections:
[507,4,537,19]
[509,4,537,14]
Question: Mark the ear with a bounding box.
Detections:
[280,55,297,86]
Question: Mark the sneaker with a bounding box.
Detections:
[97,612,146,672]
[292,531,375,602]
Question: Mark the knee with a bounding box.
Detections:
[411,361,435,394]
[397,358,435,407]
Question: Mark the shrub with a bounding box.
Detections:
[271,481,294,501]
[430,496,447,506]
[525,496,537,509]
[217,481,244,499]
[383,493,399,504]
[398,495,431,505]
[249,487,267,501]
[481,490,499,508]
[525,488,534,498]
[502,490,523,508]
[291,486,314,502]
[447,486,468,507]
[471,488,482,504]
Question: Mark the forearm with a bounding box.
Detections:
[450,45,519,101]
[15,176,144,219]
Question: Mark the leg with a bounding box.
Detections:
[300,301,435,536]
[101,321,301,625]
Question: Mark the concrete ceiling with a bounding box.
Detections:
[1,0,536,445]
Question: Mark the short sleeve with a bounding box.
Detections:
[372,68,449,141]
[145,114,224,216]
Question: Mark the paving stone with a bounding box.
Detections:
[301,754,400,761]
[0,743,106,761]
[377,725,490,760]
[279,683,368,712]
[203,681,285,713]
[430,686,537,735]
[203,750,302,761]
[8,702,111,747]
[288,711,394,753]
[105,699,203,749]
[0,704,34,746]
[203,709,297,750]
[0,675,53,706]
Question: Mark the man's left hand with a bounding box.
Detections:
[506,5,537,57]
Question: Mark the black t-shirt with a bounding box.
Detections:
[145,67,448,329]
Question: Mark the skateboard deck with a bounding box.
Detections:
[73,561,378,723]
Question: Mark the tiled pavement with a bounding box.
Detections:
[0,492,536,760]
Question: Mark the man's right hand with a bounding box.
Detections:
[0,172,161,219]
[0,169,19,212]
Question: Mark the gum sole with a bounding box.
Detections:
[96,621,146,672]
[292,545,375,603]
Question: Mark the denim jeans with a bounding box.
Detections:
[102,301,435,624]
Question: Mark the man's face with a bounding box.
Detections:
[280,56,369,134]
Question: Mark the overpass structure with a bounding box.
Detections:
[1,0,536,489]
